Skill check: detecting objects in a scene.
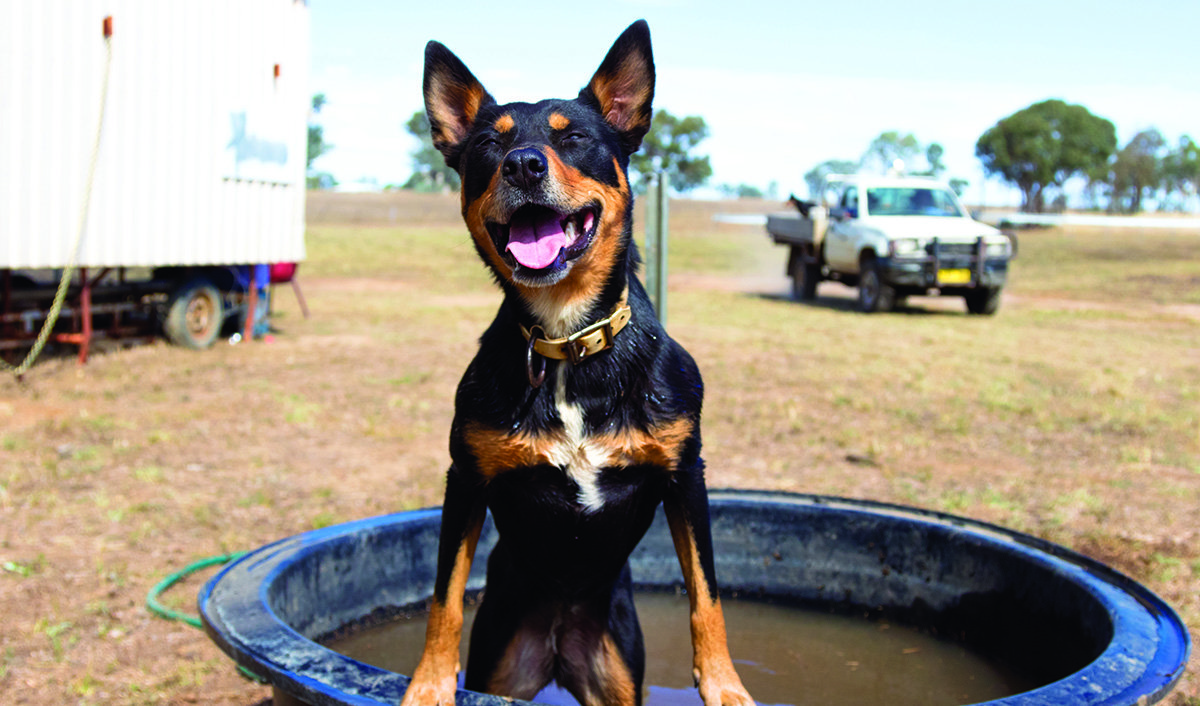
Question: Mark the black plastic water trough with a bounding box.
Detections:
[199,490,1189,706]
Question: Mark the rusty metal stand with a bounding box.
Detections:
[52,267,94,364]
[289,278,310,319]
[243,266,259,341]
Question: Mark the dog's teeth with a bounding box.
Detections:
[563,218,577,243]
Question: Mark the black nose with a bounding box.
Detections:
[502,147,547,189]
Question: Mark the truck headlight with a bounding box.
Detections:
[985,240,1011,258]
[890,238,923,258]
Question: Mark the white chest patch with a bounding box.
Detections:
[547,369,610,512]
[525,290,592,339]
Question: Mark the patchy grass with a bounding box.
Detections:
[2,554,46,578]
[0,192,1196,704]
[1007,226,1200,304]
[305,224,489,291]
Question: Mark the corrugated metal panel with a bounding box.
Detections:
[0,0,308,269]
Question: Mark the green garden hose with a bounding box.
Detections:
[145,551,266,683]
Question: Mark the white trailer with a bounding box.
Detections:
[1,0,309,364]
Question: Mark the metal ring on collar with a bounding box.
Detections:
[526,325,547,388]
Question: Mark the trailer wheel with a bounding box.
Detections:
[965,287,1002,315]
[858,254,895,313]
[164,278,224,349]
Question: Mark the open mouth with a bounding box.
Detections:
[488,204,599,275]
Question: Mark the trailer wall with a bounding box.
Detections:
[0,0,308,269]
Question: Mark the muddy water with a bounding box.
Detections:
[325,592,1033,706]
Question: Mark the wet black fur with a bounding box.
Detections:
[422,21,721,702]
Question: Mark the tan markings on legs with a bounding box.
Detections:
[664,509,754,706]
[484,615,556,699]
[592,632,639,706]
[558,629,638,706]
[401,513,485,706]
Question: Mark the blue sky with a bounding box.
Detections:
[308,0,1200,205]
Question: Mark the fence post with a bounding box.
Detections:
[644,172,669,324]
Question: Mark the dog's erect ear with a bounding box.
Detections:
[423,41,495,170]
[580,20,655,154]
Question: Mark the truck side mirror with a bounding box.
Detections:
[828,207,848,222]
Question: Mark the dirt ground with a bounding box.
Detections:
[1,191,1196,705]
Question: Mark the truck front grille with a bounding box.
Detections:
[933,242,978,257]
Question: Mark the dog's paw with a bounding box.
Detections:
[400,666,458,706]
[699,680,755,706]
[695,664,755,706]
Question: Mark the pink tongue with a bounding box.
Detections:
[506,211,567,270]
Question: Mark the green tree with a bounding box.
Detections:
[718,183,764,199]
[629,110,712,193]
[975,99,1116,212]
[811,134,946,198]
[307,94,335,190]
[924,143,946,177]
[861,131,921,174]
[1108,128,1166,214]
[404,111,461,192]
[1162,135,1200,211]
[803,159,858,200]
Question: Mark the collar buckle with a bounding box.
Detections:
[564,317,617,365]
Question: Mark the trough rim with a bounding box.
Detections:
[198,489,1191,706]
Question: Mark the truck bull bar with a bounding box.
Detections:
[921,236,990,289]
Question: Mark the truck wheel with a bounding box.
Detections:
[789,248,820,300]
[858,255,895,313]
[164,278,224,349]
[965,287,1002,315]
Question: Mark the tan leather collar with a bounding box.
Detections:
[520,295,632,366]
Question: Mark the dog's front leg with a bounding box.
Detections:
[401,467,486,706]
[663,476,754,706]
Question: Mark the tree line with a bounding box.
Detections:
[804,131,969,203]
[976,99,1198,214]
[397,109,715,195]
[308,96,1199,214]
[805,100,1198,214]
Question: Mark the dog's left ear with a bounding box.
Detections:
[424,41,495,170]
[580,20,655,155]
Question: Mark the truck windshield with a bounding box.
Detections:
[865,188,964,217]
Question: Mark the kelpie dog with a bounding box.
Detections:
[402,21,754,706]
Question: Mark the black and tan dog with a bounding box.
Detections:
[401,21,753,706]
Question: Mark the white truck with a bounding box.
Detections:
[766,176,1014,314]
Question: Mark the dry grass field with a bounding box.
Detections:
[1,191,1197,704]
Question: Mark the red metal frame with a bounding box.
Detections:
[51,267,94,364]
